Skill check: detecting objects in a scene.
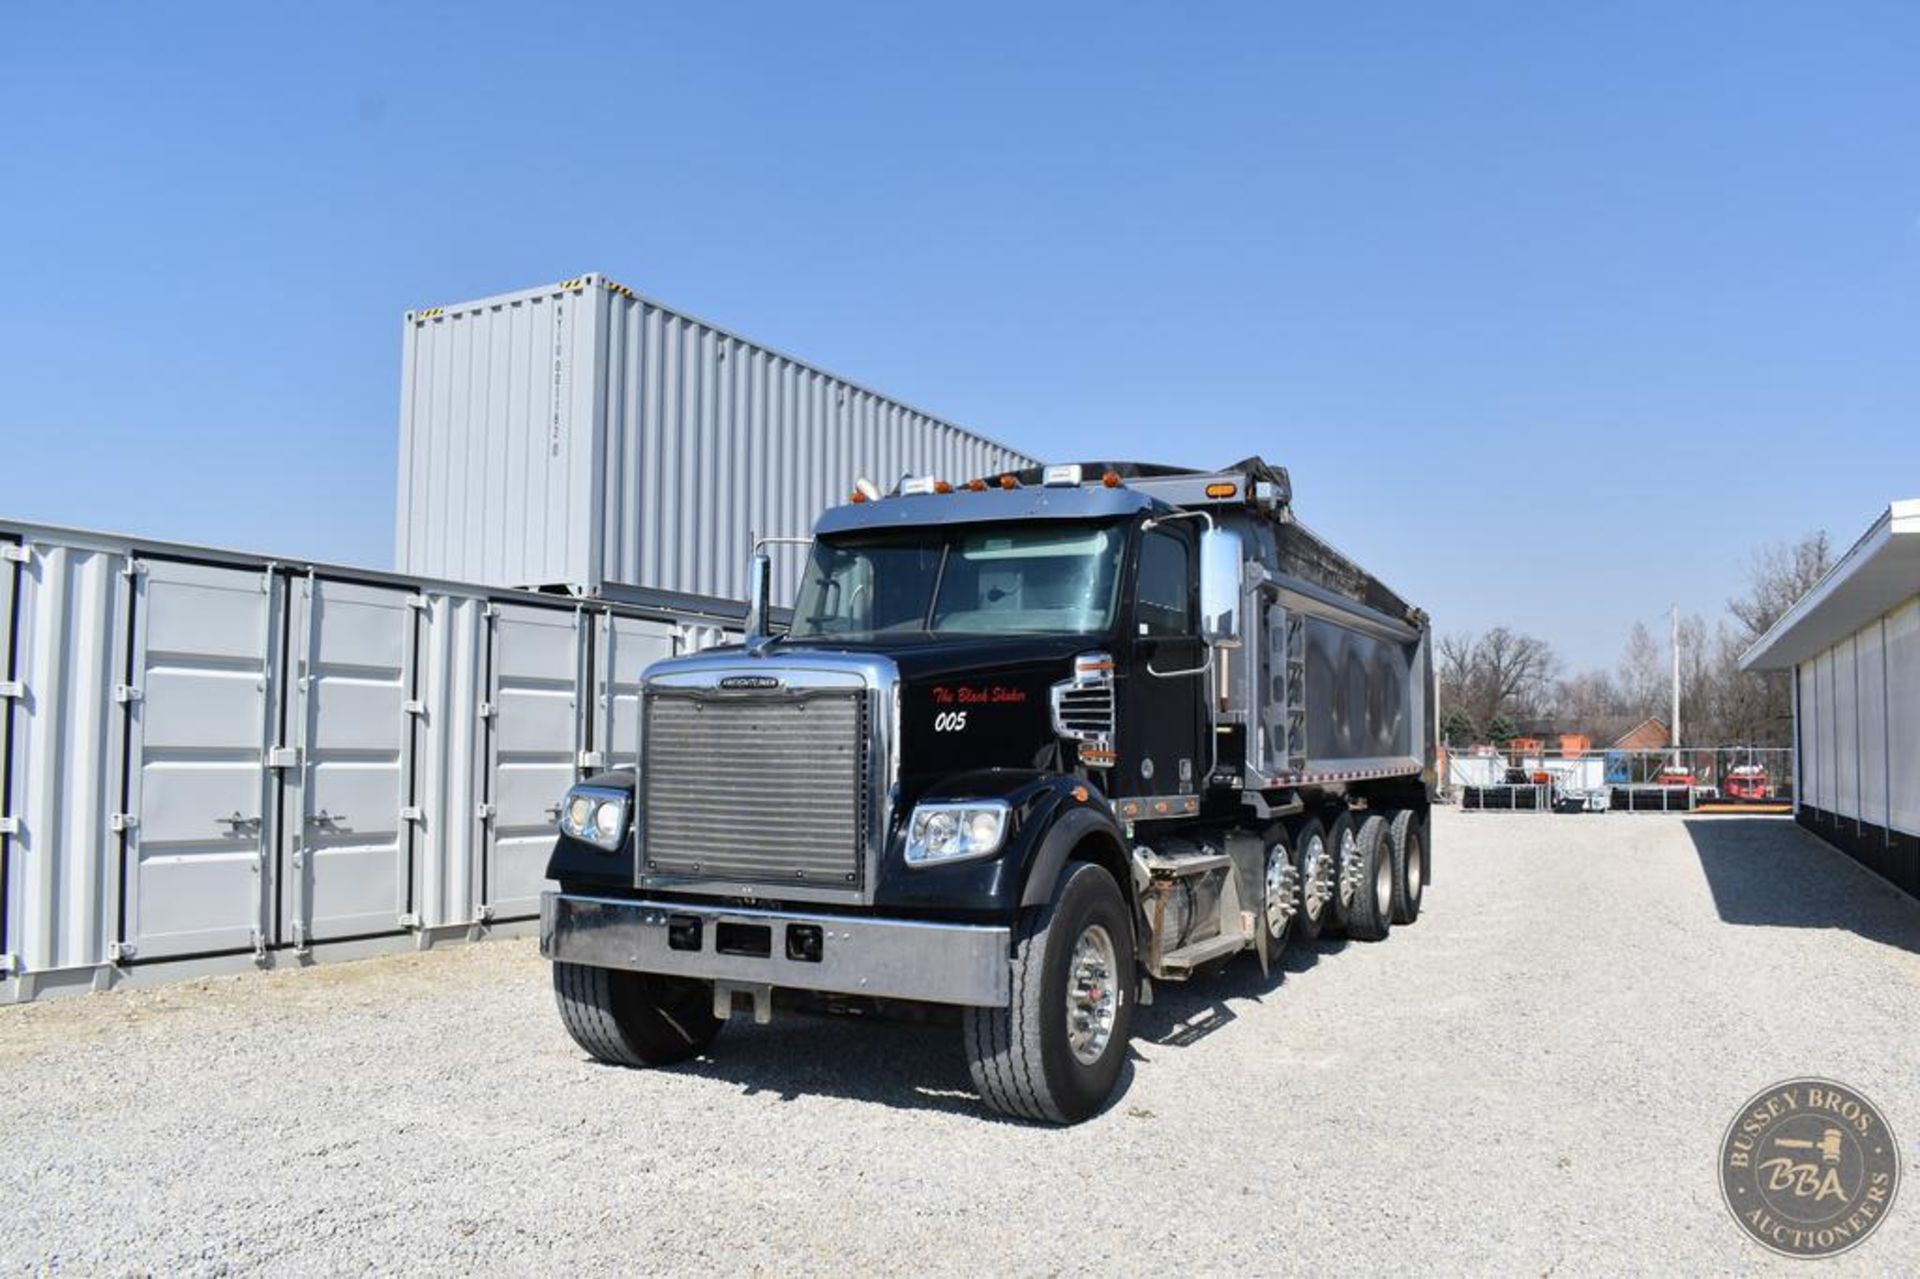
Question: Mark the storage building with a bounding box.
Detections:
[1741,499,1920,897]
[395,275,1037,607]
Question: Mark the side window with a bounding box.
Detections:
[1136,531,1192,637]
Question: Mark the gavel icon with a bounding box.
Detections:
[1773,1128,1843,1165]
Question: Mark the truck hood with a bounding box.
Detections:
[752,633,1099,682]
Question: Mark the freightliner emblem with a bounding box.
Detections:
[719,675,783,690]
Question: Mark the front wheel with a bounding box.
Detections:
[965,861,1136,1124]
[552,962,722,1067]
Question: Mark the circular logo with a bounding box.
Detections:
[1719,1078,1900,1258]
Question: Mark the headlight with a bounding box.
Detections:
[905,800,1011,867]
[557,784,631,851]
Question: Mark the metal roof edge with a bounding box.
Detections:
[0,514,734,626]
[1739,498,1920,671]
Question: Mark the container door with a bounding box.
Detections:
[596,614,676,770]
[285,577,418,945]
[122,559,283,960]
[484,603,585,921]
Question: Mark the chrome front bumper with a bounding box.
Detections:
[540,893,1012,1007]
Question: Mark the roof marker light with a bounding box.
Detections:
[1101,470,1122,488]
[966,478,987,492]
[998,474,1018,490]
[934,480,953,494]
[1205,482,1238,499]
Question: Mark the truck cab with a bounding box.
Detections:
[541,459,1434,1123]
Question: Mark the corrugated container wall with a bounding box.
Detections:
[396,275,1038,604]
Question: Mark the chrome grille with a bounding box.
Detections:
[1051,651,1115,767]
[641,688,868,888]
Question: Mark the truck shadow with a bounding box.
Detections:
[1130,937,1346,1050]
[1683,817,1920,954]
[627,937,1351,1122]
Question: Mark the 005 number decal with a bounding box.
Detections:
[933,711,969,732]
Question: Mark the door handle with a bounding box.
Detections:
[1146,648,1213,679]
[216,811,262,835]
[308,809,349,829]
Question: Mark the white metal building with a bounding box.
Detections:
[1741,499,1920,897]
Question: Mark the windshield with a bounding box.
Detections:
[788,523,1126,640]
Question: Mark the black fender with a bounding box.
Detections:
[1017,796,1131,909]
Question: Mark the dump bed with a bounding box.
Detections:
[1126,458,1434,796]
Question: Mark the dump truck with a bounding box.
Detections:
[540,458,1435,1123]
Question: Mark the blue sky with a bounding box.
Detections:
[2,2,1915,670]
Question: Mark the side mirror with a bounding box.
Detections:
[745,547,773,641]
[1198,528,1243,648]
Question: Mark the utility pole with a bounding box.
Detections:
[1670,603,1681,753]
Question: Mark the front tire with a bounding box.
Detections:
[552,962,722,1067]
[965,861,1135,1124]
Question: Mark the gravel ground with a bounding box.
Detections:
[3,810,1918,1275]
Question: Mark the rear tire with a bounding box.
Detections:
[1344,814,1394,942]
[965,861,1135,1124]
[1326,811,1361,933]
[552,962,722,1067]
[1288,816,1331,943]
[1388,809,1426,924]
[1260,824,1298,957]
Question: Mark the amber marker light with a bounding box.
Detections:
[934,480,953,494]
[998,474,1018,489]
[1205,482,1237,499]
[966,478,987,492]
[849,490,868,503]
[1101,471,1122,488]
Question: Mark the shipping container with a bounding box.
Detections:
[0,518,738,1003]
[395,275,1038,605]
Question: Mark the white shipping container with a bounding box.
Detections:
[0,519,737,1003]
[395,275,1038,604]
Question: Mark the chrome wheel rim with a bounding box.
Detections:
[1066,924,1119,1066]
[1337,827,1361,908]
[1300,835,1331,920]
[1375,847,1393,917]
[1407,836,1424,901]
[1264,847,1298,939]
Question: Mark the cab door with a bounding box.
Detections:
[1120,524,1206,799]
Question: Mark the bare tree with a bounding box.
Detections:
[1618,621,1666,721]
[1730,532,1834,638]
[1714,531,1835,745]
[1437,626,1559,737]
[1556,668,1633,743]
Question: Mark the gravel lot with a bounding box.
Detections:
[4,810,1918,1274]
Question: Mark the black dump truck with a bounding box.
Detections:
[540,459,1434,1123]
